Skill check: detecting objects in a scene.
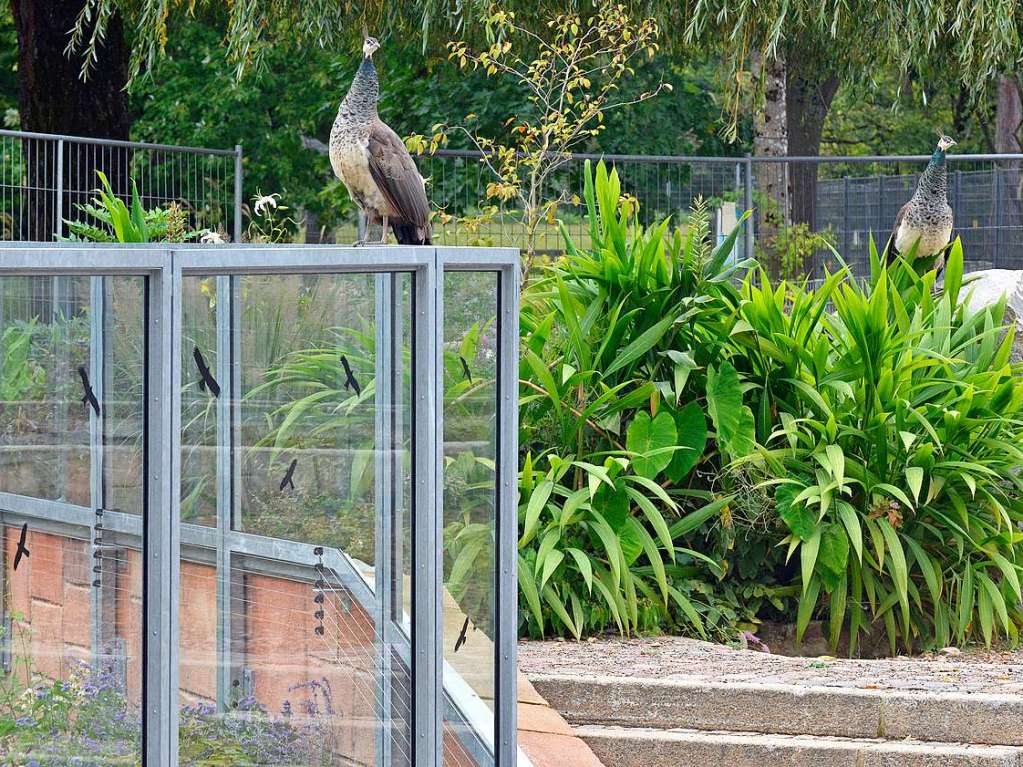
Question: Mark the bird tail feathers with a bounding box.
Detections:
[391,221,432,245]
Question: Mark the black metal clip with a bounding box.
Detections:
[279,458,298,492]
[192,347,221,398]
[339,355,362,396]
[77,367,101,416]
[312,547,326,637]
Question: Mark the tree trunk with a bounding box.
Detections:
[995,74,1022,154]
[785,53,839,231]
[995,74,1022,253]
[784,47,839,277]
[750,50,789,279]
[10,0,131,240]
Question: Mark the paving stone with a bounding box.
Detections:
[579,726,1023,767]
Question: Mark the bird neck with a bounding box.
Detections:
[917,148,948,199]
[342,56,379,120]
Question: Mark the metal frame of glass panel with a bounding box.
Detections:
[0,244,521,767]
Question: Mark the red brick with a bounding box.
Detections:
[179,561,218,700]
[7,527,31,620]
[28,532,64,605]
[29,599,65,681]
[62,537,90,586]
[62,585,92,648]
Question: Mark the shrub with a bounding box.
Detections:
[735,243,1023,653]
[516,161,759,640]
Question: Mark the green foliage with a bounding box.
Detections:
[0,320,45,402]
[516,160,757,639]
[760,223,837,282]
[63,171,203,243]
[519,161,1023,652]
[736,240,1023,653]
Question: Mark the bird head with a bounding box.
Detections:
[362,29,380,59]
[937,134,957,152]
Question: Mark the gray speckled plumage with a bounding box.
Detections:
[329,44,432,245]
[886,139,955,270]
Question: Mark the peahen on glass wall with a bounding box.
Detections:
[330,32,432,246]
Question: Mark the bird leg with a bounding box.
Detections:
[352,211,370,246]
[377,215,389,244]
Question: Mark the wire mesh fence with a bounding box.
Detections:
[0,129,241,243]
[3,130,1021,278]
[409,149,1023,276]
[415,149,750,256]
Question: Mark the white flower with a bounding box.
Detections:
[253,193,280,217]
[200,230,226,244]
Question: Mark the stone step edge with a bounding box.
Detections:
[529,673,1023,747]
[576,724,1023,767]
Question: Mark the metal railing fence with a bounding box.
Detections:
[405,148,1023,275]
[0,129,242,243]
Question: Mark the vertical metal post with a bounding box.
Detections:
[877,175,884,244]
[233,146,243,244]
[215,275,234,709]
[52,277,70,500]
[495,264,520,767]
[89,276,106,667]
[842,176,850,260]
[374,273,395,767]
[743,153,754,262]
[55,139,64,241]
[993,166,1003,267]
[412,255,442,766]
[145,255,177,766]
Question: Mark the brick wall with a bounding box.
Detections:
[2,525,460,766]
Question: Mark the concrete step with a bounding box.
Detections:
[578,725,1023,767]
[531,674,1023,747]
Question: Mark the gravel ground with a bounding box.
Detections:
[519,636,1023,695]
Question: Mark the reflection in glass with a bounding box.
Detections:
[177,272,414,766]
[443,271,498,766]
[0,275,144,763]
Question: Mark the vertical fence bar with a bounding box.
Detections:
[495,263,519,767]
[843,176,850,259]
[412,254,442,765]
[743,154,754,262]
[89,276,106,667]
[374,273,395,767]
[215,275,234,709]
[993,166,1003,268]
[145,254,176,766]
[55,139,64,241]
[233,145,243,243]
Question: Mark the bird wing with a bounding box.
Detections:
[885,201,911,264]
[367,119,430,230]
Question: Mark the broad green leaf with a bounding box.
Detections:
[626,410,677,479]
[664,401,707,482]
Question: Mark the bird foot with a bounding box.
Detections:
[351,238,368,247]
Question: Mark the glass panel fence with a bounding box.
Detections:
[0,247,518,767]
[0,273,146,765]
[177,271,415,766]
[443,271,498,767]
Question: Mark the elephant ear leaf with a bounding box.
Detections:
[627,410,677,479]
[706,362,753,460]
[707,362,742,445]
[665,401,707,482]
